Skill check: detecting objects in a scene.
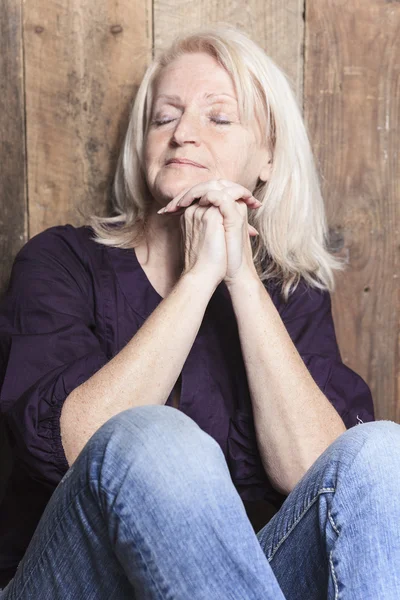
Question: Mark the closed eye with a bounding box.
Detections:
[210,117,231,125]
[152,118,177,127]
[152,117,231,127]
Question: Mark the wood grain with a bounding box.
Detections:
[305,0,400,420]
[0,0,27,298]
[0,0,26,501]
[23,0,152,237]
[153,0,305,104]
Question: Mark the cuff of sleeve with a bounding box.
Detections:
[46,352,109,477]
[7,352,109,485]
[300,354,375,428]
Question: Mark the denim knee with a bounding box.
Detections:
[83,405,227,499]
[91,404,221,456]
[328,420,400,484]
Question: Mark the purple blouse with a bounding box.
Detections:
[0,224,375,583]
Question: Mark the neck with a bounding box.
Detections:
[138,207,184,275]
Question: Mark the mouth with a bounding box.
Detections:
[166,159,206,168]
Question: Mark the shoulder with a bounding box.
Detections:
[14,223,103,270]
[8,224,106,301]
[265,277,332,321]
[16,223,92,256]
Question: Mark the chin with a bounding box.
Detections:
[156,172,211,201]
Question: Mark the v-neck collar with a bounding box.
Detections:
[107,245,163,320]
[106,243,233,321]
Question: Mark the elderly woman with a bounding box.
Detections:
[0,24,399,599]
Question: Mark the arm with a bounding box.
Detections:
[226,274,347,496]
[0,226,216,482]
[61,271,215,465]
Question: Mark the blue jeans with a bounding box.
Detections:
[1,405,399,599]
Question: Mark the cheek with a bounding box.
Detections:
[216,142,249,175]
[143,137,163,179]
[220,154,242,176]
[143,148,159,189]
[144,131,165,160]
[143,140,152,168]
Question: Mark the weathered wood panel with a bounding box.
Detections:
[0,0,27,501]
[23,0,153,237]
[0,0,27,298]
[154,0,305,104]
[305,0,400,420]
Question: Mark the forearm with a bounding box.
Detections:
[227,275,346,495]
[60,272,215,465]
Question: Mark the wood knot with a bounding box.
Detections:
[328,227,345,253]
[35,26,44,34]
[110,25,123,35]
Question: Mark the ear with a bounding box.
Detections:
[258,150,273,183]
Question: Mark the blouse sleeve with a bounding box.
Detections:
[277,280,375,428]
[0,226,109,486]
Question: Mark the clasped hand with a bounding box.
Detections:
[157,179,261,286]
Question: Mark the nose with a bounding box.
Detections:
[171,112,201,146]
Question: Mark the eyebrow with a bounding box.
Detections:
[155,93,237,104]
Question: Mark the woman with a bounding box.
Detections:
[0,24,398,599]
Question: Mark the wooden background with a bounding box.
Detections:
[1,0,399,430]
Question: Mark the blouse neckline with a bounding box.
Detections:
[107,245,163,320]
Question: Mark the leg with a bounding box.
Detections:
[257,420,400,599]
[2,405,287,599]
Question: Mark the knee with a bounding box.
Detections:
[83,405,226,492]
[330,420,400,480]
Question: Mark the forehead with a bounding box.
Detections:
[154,52,237,101]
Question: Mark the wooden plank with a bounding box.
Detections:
[0,0,26,502]
[23,0,152,237]
[153,0,305,104]
[305,0,400,420]
[0,0,27,297]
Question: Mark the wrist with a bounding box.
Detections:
[224,270,261,294]
[179,270,220,296]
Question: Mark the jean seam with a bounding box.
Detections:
[267,487,336,562]
[328,509,340,600]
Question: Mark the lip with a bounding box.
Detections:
[166,158,206,168]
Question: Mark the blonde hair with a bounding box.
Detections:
[84,24,345,300]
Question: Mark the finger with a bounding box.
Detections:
[158,181,224,214]
[185,202,256,235]
[163,189,261,214]
[193,192,248,230]
[160,180,261,213]
[181,202,210,227]
[223,187,261,208]
[218,181,254,199]
[248,224,259,236]
[178,182,256,209]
